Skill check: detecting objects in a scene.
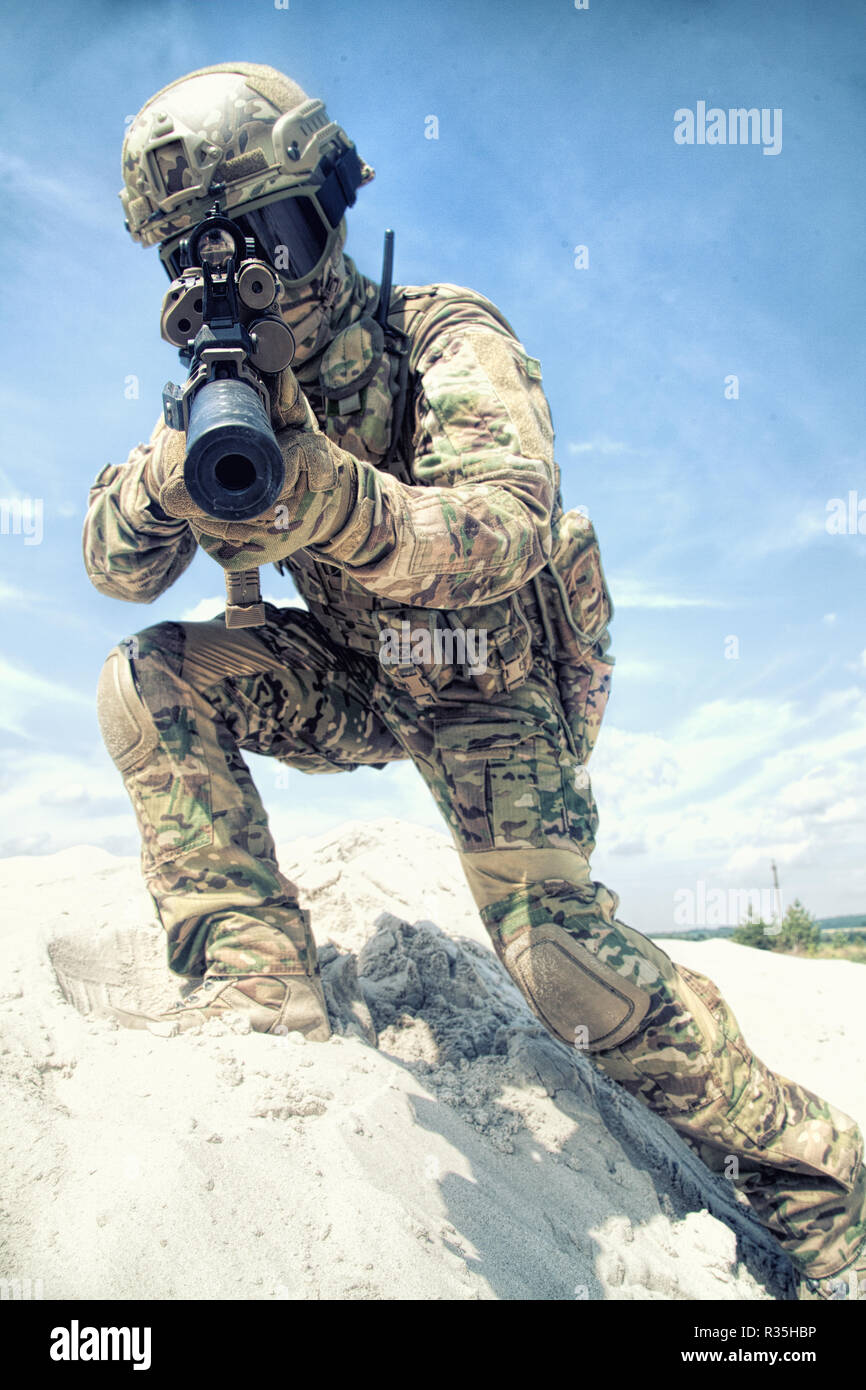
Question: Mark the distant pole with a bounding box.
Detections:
[771,860,782,923]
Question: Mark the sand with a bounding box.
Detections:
[3,817,862,1301]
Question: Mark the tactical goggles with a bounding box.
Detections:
[158,144,365,285]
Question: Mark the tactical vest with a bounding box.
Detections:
[278,284,615,762]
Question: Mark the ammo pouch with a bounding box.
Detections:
[373,605,456,705]
[318,316,401,460]
[374,593,534,705]
[454,593,535,699]
[527,507,616,763]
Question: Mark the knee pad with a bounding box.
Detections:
[466,852,658,1052]
[499,920,652,1052]
[97,645,159,773]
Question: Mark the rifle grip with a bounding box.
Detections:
[224,568,266,628]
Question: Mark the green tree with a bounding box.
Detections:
[777,899,821,955]
[731,915,775,950]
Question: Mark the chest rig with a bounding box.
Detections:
[276,275,536,705]
[277,273,615,761]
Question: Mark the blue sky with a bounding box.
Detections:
[1,0,864,933]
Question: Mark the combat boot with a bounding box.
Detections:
[797,1238,866,1300]
[116,971,331,1040]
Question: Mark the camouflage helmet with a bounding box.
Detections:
[120,62,374,283]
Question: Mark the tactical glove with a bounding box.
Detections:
[142,377,358,564]
[268,363,311,431]
[142,365,312,500]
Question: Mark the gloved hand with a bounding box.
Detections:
[141,373,357,562]
[142,366,313,503]
[141,420,187,511]
[268,363,311,431]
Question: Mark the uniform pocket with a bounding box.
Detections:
[129,654,215,869]
[674,966,787,1147]
[542,508,614,653]
[129,736,214,869]
[321,319,396,462]
[555,654,615,765]
[433,716,566,852]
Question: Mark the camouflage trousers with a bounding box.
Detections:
[100,603,866,1281]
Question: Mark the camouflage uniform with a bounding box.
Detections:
[84,258,866,1289]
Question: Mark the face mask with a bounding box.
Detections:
[275,264,341,361]
[274,222,351,365]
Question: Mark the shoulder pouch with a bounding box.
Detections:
[528,506,615,762]
[318,315,399,461]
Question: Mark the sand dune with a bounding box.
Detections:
[4,818,860,1301]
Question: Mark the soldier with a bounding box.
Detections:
[85,63,865,1300]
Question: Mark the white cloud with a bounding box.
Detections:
[607,576,728,610]
[2,658,862,933]
[611,657,663,681]
[780,771,840,814]
[180,593,307,623]
[0,580,51,610]
[588,683,866,923]
[0,658,91,737]
[0,748,135,857]
[0,153,106,230]
[567,437,638,457]
[255,755,443,850]
[724,841,811,875]
[749,506,830,559]
[817,796,860,826]
[180,597,229,623]
[609,835,649,856]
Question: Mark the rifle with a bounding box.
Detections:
[160,205,295,627]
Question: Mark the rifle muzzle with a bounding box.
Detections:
[184,377,284,521]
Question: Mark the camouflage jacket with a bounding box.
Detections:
[84,282,613,734]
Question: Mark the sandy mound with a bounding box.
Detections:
[0,818,822,1300]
